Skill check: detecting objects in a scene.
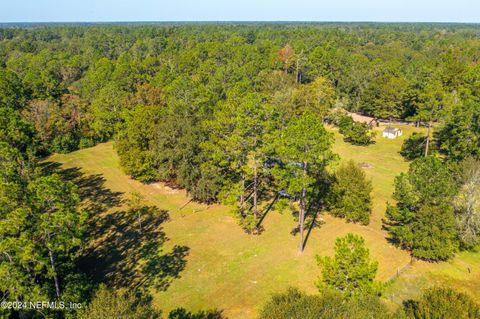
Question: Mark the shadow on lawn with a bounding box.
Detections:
[82,206,189,292]
[289,191,326,251]
[41,162,190,292]
[41,162,124,214]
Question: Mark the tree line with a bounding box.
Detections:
[1,23,480,317]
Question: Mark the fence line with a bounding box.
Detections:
[386,260,413,283]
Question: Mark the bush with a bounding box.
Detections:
[335,114,376,145]
[403,287,480,318]
[51,132,79,153]
[78,285,161,319]
[259,288,395,319]
[260,286,480,319]
[316,233,382,297]
[79,137,96,149]
[400,133,428,160]
[337,114,355,134]
[327,160,373,224]
[168,308,224,319]
[343,122,376,145]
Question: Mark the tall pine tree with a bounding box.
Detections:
[385,157,458,260]
[273,111,335,251]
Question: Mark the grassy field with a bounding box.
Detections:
[385,250,480,304]
[49,124,480,318]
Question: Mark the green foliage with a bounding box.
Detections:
[273,111,336,248]
[336,114,375,145]
[168,308,224,319]
[361,73,410,119]
[336,114,355,133]
[79,137,96,149]
[0,128,89,314]
[259,288,395,319]
[343,122,376,145]
[395,157,456,210]
[52,132,80,153]
[407,79,447,124]
[403,287,480,318]
[116,105,163,182]
[21,94,93,154]
[260,285,479,318]
[2,24,480,315]
[292,76,335,118]
[400,133,428,160]
[316,233,382,297]
[410,204,458,260]
[0,68,26,109]
[28,174,88,298]
[385,157,459,260]
[274,111,335,197]
[1,23,480,159]
[78,285,161,319]
[203,93,278,228]
[61,272,95,319]
[0,106,35,152]
[0,153,45,318]
[80,57,115,100]
[437,99,480,161]
[454,157,480,249]
[327,160,373,224]
[91,83,128,140]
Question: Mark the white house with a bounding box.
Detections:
[382,127,403,139]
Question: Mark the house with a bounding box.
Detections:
[382,127,403,139]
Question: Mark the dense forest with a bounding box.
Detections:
[1,23,480,318]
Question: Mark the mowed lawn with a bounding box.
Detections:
[49,124,480,318]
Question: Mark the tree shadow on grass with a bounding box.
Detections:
[81,206,189,292]
[289,191,326,251]
[302,209,326,251]
[381,217,409,250]
[41,162,124,214]
[255,192,279,231]
[168,308,226,319]
[41,162,189,292]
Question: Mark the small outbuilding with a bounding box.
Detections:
[382,127,403,139]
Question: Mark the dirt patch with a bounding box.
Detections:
[358,162,374,169]
[151,182,179,194]
[164,186,178,194]
[346,111,378,125]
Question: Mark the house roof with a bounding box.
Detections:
[384,127,401,133]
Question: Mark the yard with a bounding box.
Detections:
[48,124,480,318]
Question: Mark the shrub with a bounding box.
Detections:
[335,114,376,145]
[78,285,161,319]
[259,288,395,319]
[343,122,376,145]
[316,233,382,297]
[403,287,480,318]
[327,160,373,224]
[337,114,355,134]
[79,137,96,149]
[51,132,79,153]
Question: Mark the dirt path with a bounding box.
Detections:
[346,111,412,126]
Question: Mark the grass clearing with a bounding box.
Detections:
[48,124,479,318]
